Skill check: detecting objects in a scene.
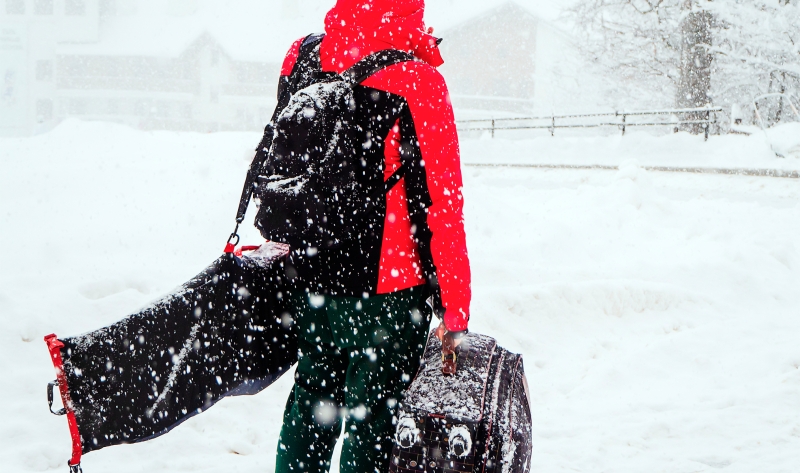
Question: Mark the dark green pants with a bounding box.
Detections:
[275,286,431,473]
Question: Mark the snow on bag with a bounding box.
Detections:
[43,242,295,473]
[390,332,532,473]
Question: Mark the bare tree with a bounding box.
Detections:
[566,0,800,130]
[676,0,713,132]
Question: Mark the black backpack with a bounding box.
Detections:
[253,43,415,250]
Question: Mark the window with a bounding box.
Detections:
[65,0,86,16]
[5,0,25,14]
[156,101,169,118]
[37,99,54,122]
[99,0,116,17]
[36,60,53,81]
[68,99,87,115]
[107,99,120,115]
[34,0,53,14]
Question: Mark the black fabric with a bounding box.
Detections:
[389,333,533,473]
[396,108,443,316]
[52,247,294,455]
[275,287,432,473]
[282,85,409,297]
[248,33,443,313]
[252,44,414,252]
[237,34,327,224]
[382,163,407,194]
[341,49,416,85]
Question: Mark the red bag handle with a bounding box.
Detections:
[234,245,262,257]
[44,334,83,470]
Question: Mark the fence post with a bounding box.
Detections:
[704,110,710,141]
[491,119,495,139]
[550,115,555,137]
[621,113,627,136]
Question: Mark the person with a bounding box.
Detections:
[255,1,471,472]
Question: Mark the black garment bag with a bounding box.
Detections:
[45,243,296,472]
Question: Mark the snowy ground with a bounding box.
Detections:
[1,120,799,472]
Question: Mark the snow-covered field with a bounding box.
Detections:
[2,120,799,472]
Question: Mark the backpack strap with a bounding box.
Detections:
[384,164,407,194]
[342,50,414,194]
[302,33,325,48]
[341,49,417,87]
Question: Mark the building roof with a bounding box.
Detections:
[56,0,568,62]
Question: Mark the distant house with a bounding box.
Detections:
[0,0,591,136]
[1,0,103,136]
[55,32,281,133]
[438,1,590,117]
[0,0,294,136]
[439,2,539,115]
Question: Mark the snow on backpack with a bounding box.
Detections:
[253,43,414,249]
[389,332,533,473]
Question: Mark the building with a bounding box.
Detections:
[0,0,320,136]
[438,2,539,115]
[437,1,605,117]
[1,0,102,136]
[0,0,600,136]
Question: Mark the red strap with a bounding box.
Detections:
[44,334,82,468]
[234,245,262,257]
[224,242,236,254]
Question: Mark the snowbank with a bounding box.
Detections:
[1,120,799,472]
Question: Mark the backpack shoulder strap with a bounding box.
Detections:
[302,33,325,48]
[341,50,417,86]
[384,164,407,194]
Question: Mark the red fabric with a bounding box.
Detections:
[44,334,83,467]
[276,0,470,331]
[322,0,444,70]
[326,0,469,331]
[377,119,427,294]
[280,37,305,76]
[234,245,262,257]
[357,62,471,331]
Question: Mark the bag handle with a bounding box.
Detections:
[44,334,83,472]
[441,333,457,376]
[48,381,66,416]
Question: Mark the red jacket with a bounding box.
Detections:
[273,0,471,332]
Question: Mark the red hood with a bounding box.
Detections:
[322,0,444,70]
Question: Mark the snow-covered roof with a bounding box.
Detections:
[55,0,567,62]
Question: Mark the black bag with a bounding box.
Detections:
[44,243,295,472]
[389,332,533,473]
[254,45,413,249]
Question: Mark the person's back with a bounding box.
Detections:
[252,1,472,472]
